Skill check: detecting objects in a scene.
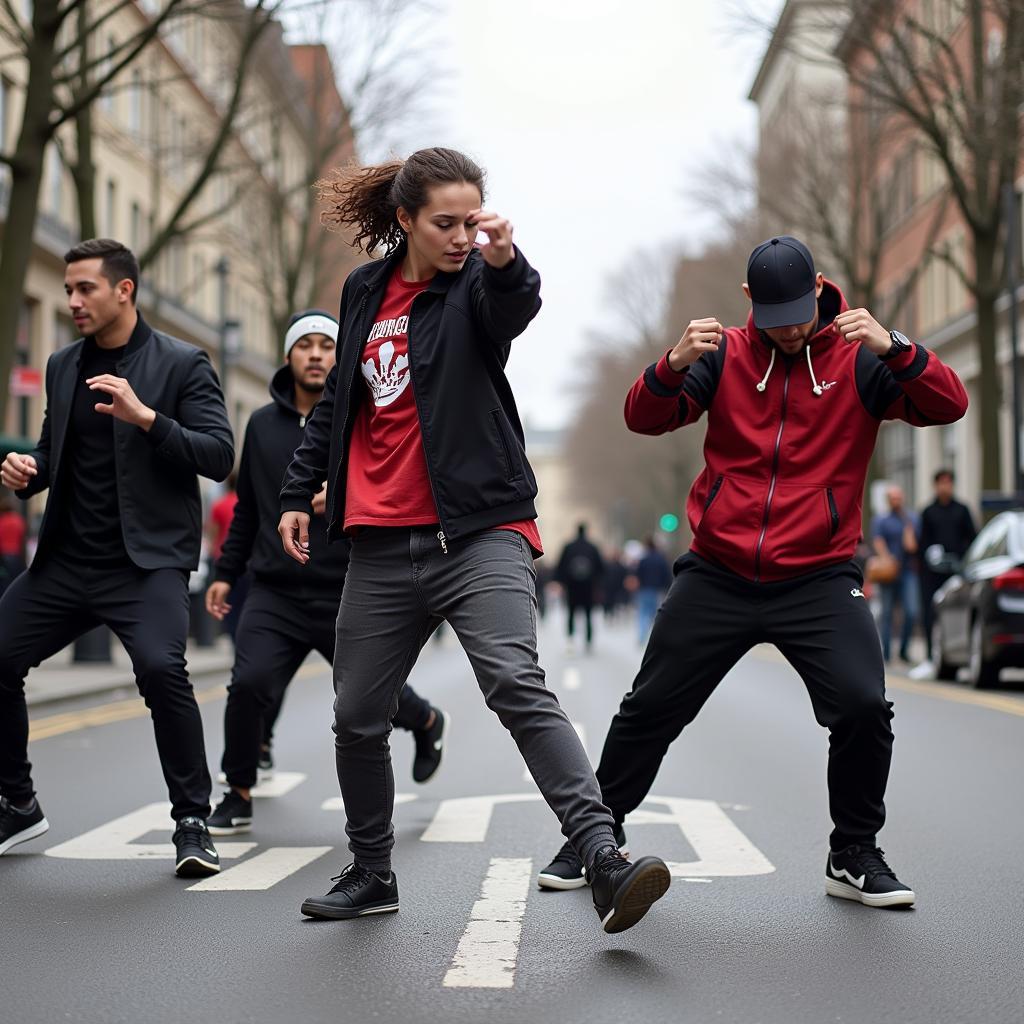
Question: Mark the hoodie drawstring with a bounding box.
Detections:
[805,346,822,396]
[755,348,775,393]
[755,345,822,397]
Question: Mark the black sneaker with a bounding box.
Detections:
[826,845,915,908]
[412,708,449,783]
[208,790,253,835]
[537,826,629,891]
[0,796,49,856]
[258,745,274,781]
[589,845,671,934]
[300,863,400,919]
[172,817,221,878]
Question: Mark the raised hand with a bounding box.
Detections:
[469,209,515,269]
[834,309,891,356]
[87,374,157,430]
[667,318,724,372]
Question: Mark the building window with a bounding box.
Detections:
[129,69,142,136]
[48,144,63,218]
[880,421,917,506]
[101,36,117,115]
[130,201,141,250]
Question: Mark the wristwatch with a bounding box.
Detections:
[881,330,913,361]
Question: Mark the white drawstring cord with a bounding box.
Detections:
[806,345,822,396]
[755,348,776,392]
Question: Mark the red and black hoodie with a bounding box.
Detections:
[624,280,969,583]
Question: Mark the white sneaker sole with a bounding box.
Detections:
[175,854,221,878]
[207,819,252,836]
[826,876,915,907]
[0,816,50,855]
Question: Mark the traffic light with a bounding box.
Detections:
[659,512,680,533]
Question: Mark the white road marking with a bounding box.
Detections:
[45,803,255,860]
[187,847,331,891]
[626,797,775,877]
[422,794,543,843]
[522,721,587,782]
[563,666,582,691]
[443,857,533,989]
[249,772,307,799]
[320,793,417,811]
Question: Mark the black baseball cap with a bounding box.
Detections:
[746,236,817,329]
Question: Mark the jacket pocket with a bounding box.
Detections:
[759,482,842,574]
[490,409,522,481]
[827,487,840,538]
[704,474,724,513]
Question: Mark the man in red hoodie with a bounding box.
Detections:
[538,236,968,908]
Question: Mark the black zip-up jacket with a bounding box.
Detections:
[16,312,234,571]
[280,244,542,546]
[215,365,349,594]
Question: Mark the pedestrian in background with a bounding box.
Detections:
[205,310,447,837]
[556,522,605,653]
[872,485,920,664]
[0,239,233,876]
[633,536,671,644]
[918,468,976,667]
[602,548,630,622]
[278,147,669,931]
[538,234,968,908]
[207,471,249,642]
[0,492,27,596]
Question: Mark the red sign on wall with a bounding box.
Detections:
[9,367,42,397]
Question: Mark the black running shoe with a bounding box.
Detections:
[300,864,400,920]
[0,796,49,856]
[589,846,671,934]
[537,827,629,891]
[172,817,221,878]
[826,845,915,908]
[208,790,253,836]
[412,708,449,783]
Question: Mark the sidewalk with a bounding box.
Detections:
[25,636,235,708]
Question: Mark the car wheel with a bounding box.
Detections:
[932,620,958,681]
[968,619,1000,689]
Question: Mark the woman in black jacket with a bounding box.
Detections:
[278,147,669,933]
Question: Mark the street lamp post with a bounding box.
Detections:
[214,255,230,395]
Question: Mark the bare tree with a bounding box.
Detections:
[841,0,1024,491]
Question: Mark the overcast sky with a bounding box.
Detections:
[340,0,782,430]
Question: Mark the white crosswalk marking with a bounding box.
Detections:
[249,772,307,799]
[187,847,331,891]
[523,721,587,781]
[44,803,255,860]
[563,666,582,691]
[443,857,533,989]
[320,793,417,811]
[421,793,543,843]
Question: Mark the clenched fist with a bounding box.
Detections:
[1,452,37,490]
[667,318,724,372]
[834,308,891,356]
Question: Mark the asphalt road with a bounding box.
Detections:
[3,609,1023,1024]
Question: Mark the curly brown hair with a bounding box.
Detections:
[316,147,486,256]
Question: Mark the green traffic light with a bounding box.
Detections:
[659,513,680,532]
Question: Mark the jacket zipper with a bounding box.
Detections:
[754,362,791,582]
[327,289,369,536]
[405,290,452,554]
[827,487,840,538]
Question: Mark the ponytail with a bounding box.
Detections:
[317,147,486,256]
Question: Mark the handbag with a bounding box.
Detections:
[866,552,900,584]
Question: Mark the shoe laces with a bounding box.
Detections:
[327,863,378,895]
[591,844,630,879]
[549,840,582,870]
[844,845,895,880]
[175,816,208,841]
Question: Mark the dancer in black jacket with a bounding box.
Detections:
[278,148,670,932]
[0,239,232,877]
[206,310,447,835]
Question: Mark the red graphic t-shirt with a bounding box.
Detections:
[345,265,544,556]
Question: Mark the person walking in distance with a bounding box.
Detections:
[205,310,449,836]
[538,235,968,908]
[0,239,233,876]
[872,486,921,664]
[556,522,605,652]
[0,493,27,595]
[278,148,670,931]
[918,468,977,669]
[633,536,672,645]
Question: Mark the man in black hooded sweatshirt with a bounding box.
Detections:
[205,310,448,835]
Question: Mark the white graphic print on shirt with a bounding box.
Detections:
[362,312,411,407]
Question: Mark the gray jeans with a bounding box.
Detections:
[332,525,616,873]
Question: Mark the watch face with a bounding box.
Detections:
[891,330,911,347]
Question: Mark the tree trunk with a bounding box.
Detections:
[72,2,97,240]
[974,234,1003,493]
[0,14,58,430]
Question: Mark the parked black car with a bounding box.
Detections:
[931,510,1024,688]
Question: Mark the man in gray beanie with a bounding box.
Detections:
[205,310,448,835]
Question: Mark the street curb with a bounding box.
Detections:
[26,656,233,710]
